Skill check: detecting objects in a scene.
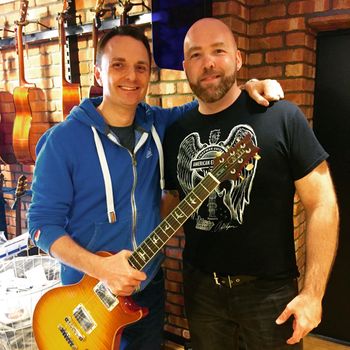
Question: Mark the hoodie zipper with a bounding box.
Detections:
[130,131,149,250]
[130,152,138,250]
[107,130,149,251]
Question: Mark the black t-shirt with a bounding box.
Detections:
[163,91,328,278]
[109,124,135,152]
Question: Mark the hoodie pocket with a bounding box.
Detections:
[85,218,133,253]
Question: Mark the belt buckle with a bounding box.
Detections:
[213,272,222,286]
[213,272,234,288]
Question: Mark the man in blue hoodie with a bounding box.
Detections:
[28,26,283,349]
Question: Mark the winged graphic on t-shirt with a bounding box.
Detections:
[177,124,258,231]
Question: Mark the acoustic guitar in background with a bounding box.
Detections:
[12,0,51,164]
[89,0,106,98]
[33,135,260,350]
[0,172,8,238]
[11,174,27,237]
[59,0,81,120]
[0,90,17,164]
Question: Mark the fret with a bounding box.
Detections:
[171,207,186,225]
[152,229,166,245]
[140,240,155,258]
[180,197,196,214]
[135,247,149,263]
[144,236,159,253]
[159,220,175,238]
[128,257,139,270]
[166,215,181,232]
[129,253,143,270]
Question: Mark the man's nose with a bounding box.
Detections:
[202,55,215,70]
[125,67,137,80]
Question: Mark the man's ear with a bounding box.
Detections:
[182,60,187,73]
[95,65,102,86]
[236,50,243,72]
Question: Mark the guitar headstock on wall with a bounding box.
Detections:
[0,173,4,190]
[17,0,29,26]
[11,175,27,211]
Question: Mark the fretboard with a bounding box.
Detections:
[128,173,220,270]
[128,133,258,271]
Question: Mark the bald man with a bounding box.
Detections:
[163,18,338,350]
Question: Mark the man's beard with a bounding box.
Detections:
[189,69,237,103]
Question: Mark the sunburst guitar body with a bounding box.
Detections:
[33,252,147,350]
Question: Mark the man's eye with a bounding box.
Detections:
[113,63,123,68]
[136,65,147,72]
[190,53,200,59]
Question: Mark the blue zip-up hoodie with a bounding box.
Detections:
[28,97,196,289]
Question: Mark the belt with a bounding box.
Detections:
[213,272,257,288]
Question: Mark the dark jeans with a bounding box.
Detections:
[120,268,165,350]
[183,263,303,350]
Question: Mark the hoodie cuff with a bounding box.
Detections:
[30,225,67,256]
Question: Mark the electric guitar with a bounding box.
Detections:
[33,134,260,350]
[89,0,105,98]
[59,0,81,119]
[11,174,27,236]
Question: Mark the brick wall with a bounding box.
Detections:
[0,0,349,345]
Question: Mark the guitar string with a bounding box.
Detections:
[130,138,256,271]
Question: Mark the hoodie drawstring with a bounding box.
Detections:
[91,126,116,223]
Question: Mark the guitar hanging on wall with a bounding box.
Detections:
[33,134,260,350]
[89,0,105,98]
[58,0,81,120]
[11,174,27,237]
[12,0,35,164]
[0,89,17,164]
[12,0,51,164]
[0,172,8,238]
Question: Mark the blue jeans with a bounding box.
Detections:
[120,268,165,350]
[183,263,303,350]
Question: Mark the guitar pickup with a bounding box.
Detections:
[93,282,119,311]
[73,304,97,334]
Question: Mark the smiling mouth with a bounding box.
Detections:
[119,86,139,91]
[200,74,221,82]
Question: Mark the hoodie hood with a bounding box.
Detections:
[68,97,156,135]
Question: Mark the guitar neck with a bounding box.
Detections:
[128,173,220,271]
[128,134,260,271]
[16,25,29,87]
[15,197,22,236]
[92,18,99,88]
[0,174,7,237]
[59,14,70,86]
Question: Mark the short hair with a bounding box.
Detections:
[96,25,152,67]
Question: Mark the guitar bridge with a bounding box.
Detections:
[65,316,85,341]
[58,324,78,349]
